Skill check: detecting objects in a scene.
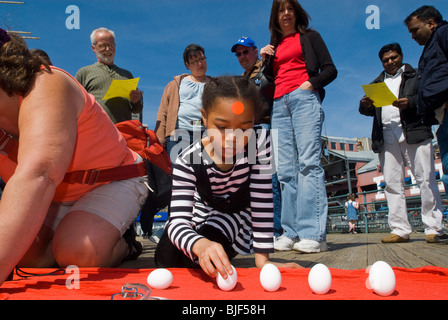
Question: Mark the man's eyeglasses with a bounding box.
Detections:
[95,42,115,51]
[235,50,250,57]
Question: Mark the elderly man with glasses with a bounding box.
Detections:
[75,27,143,124]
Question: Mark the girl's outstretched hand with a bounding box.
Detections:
[193,238,233,279]
[255,252,302,269]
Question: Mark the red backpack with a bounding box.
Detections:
[115,120,171,176]
[61,120,171,184]
[115,120,172,235]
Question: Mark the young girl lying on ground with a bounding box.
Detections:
[155,76,300,279]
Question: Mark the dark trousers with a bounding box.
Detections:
[154,225,237,268]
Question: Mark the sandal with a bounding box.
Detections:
[122,227,143,262]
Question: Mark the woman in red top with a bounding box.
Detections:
[0,31,148,285]
[261,0,337,253]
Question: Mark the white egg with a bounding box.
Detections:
[308,263,332,295]
[147,268,173,290]
[367,261,396,296]
[260,263,282,292]
[216,265,238,291]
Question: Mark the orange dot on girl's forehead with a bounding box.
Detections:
[231,101,245,115]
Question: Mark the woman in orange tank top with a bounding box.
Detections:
[0,31,148,286]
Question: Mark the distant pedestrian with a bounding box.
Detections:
[345,194,359,234]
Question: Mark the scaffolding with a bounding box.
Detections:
[1,1,39,40]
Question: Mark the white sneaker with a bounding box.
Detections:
[274,235,298,251]
[293,239,328,253]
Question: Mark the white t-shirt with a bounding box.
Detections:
[382,66,405,144]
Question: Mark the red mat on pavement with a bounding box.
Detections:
[1,266,447,300]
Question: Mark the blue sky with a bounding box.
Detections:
[2,0,448,139]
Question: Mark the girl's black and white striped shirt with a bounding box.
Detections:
[166,128,274,262]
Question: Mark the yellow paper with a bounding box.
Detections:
[102,77,140,100]
[362,82,397,108]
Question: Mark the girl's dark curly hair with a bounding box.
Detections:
[0,32,50,97]
[202,76,268,124]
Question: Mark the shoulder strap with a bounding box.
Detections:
[63,161,147,185]
[192,162,215,206]
[0,129,18,162]
[191,155,251,214]
[0,127,148,185]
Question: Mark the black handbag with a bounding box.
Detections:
[139,159,172,235]
[252,54,275,110]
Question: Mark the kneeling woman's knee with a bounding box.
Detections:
[51,210,126,267]
[52,238,111,267]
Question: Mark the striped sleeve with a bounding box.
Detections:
[165,154,204,261]
[250,128,275,253]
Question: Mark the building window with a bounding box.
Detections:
[349,144,354,151]
[340,143,345,150]
[331,142,336,150]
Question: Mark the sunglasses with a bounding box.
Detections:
[235,49,250,57]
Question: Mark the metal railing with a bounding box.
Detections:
[327,184,448,233]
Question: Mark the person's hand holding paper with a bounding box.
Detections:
[129,89,142,104]
[103,77,140,101]
[362,82,398,108]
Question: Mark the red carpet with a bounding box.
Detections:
[1,266,447,300]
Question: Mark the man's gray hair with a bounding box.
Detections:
[90,27,116,45]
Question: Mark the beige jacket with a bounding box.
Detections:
[155,74,189,144]
[155,74,212,144]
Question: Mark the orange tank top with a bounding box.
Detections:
[0,66,138,202]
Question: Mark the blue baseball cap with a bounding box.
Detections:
[231,36,257,52]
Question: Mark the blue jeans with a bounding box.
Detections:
[271,88,328,242]
[272,172,282,237]
[437,111,448,199]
